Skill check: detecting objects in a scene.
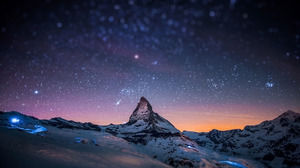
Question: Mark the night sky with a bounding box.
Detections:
[1,0,299,131]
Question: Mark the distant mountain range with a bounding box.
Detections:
[0,97,299,168]
[183,110,300,168]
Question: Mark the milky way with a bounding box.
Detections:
[0,0,299,131]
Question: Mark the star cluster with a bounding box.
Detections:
[0,0,299,131]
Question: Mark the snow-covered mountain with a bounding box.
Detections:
[128,97,179,134]
[103,97,228,167]
[183,110,300,168]
[105,97,179,136]
[1,98,297,168]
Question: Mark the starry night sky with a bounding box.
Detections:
[1,0,300,131]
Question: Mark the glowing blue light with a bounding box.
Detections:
[187,145,192,148]
[75,137,82,143]
[28,125,47,134]
[9,123,47,135]
[34,90,39,94]
[219,161,248,168]
[11,118,20,124]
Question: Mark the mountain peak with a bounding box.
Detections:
[280,110,298,116]
[138,97,152,111]
[129,97,153,123]
[124,97,180,134]
[275,110,300,121]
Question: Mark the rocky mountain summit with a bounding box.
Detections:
[105,97,179,136]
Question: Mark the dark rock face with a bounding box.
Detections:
[241,140,254,148]
[168,158,194,168]
[280,117,289,127]
[263,153,275,161]
[129,96,153,123]
[295,116,300,123]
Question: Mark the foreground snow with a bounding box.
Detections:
[0,125,170,167]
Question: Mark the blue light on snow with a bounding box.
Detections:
[11,117,20,124]
[28,125,48,134]
[75,137,81,143]
[9,123,47,135]
[219,161,248,168]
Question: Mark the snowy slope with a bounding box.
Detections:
[183,110,300,168]
[0,111,170,168]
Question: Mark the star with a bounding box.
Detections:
[152,61,158,65]
[115,99,121,106]
[34,90,39,94]
[265,82,274,88]
[56,22,63,28]
[134,54,139,59]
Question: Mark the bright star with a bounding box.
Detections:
[134,54,139,59]
[34,90,39,94]
[115,99,121,106]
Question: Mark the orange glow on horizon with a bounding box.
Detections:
[160,103,299,132]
